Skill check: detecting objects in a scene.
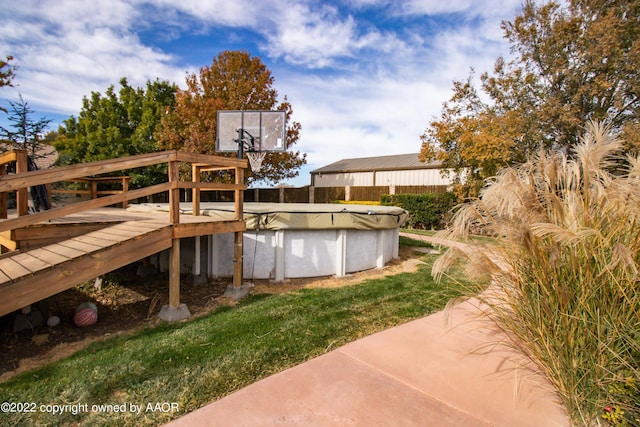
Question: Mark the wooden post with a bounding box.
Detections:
[121,177,129,209]
[0,163,6,219]
[45,183,52,210]
[233,167,244,288]
[169,238,180,308]
[169,159,181,308]
[168,160,180,224]
[192,164,201,216]
[15,150,28,216]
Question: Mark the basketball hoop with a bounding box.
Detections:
[246,151,267,173]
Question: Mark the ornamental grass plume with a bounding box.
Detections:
[433,121,640,426]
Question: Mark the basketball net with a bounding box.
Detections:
[246,151,267,173]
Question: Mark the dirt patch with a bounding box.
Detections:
[0,245,424,382]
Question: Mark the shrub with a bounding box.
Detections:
[380,192,456,230]
[432,121,640,426]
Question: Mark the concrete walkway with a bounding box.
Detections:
[166,234,571,426]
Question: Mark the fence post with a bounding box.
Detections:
[345,185,351,202]
[308,186,314,203]
[279,186,285,203]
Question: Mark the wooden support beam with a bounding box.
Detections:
[121,177,129,209]
[176,151,248,168]
[169,238,180,308]
[0,226,173,317]
[172,220,245,239]
[233,231,243,288]
[168,160,180,224]
[192,164,201,216]
[235,167,244,221]
[0,231,17,251]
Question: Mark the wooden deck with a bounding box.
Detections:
[0,209,244,316]
[0,150,248,319]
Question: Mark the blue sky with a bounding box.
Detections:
[0,0,526,186]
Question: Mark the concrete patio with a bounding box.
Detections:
[166,295,570,426]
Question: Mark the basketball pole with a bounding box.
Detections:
[233,127,245,291]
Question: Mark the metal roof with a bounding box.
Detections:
[310,153,441,174]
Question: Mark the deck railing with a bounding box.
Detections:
[0,149,248,234]
[0,150,248,309]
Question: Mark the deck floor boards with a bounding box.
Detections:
[0,207,245,316]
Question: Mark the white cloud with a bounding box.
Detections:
[0,0,523,186]
[401,0,522,19]
[0,0,188,114]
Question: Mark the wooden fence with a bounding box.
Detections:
[200,184,448,203]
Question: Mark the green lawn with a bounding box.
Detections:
[0,252,466,427]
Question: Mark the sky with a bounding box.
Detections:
[0,0,527,187]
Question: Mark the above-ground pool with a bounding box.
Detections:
[128,202,409,281]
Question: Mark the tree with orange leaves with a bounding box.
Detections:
[156,50,306,185]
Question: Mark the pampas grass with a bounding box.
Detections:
[433,121,640,426]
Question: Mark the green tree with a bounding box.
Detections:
[0,55,17,91]
[421,0,640,197]
[156,50,306,185]
[54,78,177,187]
[0,94,51,159]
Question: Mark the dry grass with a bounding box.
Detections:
[433,121,640,426]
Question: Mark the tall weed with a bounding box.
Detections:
[433,121,640,426]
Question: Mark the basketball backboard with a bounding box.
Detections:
[217,110,286,154]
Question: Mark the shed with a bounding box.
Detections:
[310,153,452,187]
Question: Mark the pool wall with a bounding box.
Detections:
[137,203,406,282]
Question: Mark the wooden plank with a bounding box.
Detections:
[93,226,146,238]
[0,182,171,233]
[0,151,176,192]
[0,268,11,283]
[9,252,53,274]
[73,234,129,246]
[58,239,103,253]
[177,151,248,168]
[0,258,32,281]
[42,243,86,259]
[178,181,246,191]
[0,232,16,251]
[0,226,173,316]
[83,227,140,240]
[0,150,19,165]
[110,223,165,234]
[13,223,112,242]
[172,220,246,239]
[28,247,73,264]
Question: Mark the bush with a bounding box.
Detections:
[433,122,640,426]
[380,192,456,230]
